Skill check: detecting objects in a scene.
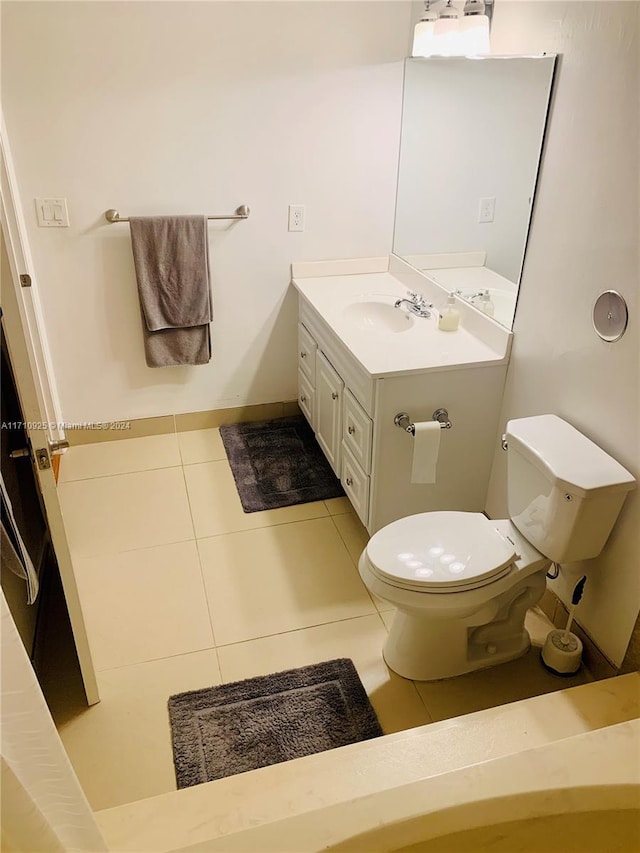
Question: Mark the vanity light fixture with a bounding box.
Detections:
[412,0,492,58]
[433,0,462,57]
[460,0,491,55]
[412,0,439,57]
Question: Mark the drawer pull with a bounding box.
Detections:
[300,351,307,359]
[345,477,353,486]
[348,425,355,435]
[300,395,307,403]
[332,392,339,400]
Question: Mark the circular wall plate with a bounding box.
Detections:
[592,290,629,342]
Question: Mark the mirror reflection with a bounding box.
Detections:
[393,56,556,328]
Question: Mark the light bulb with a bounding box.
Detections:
[461,0,491,55]
[462,15,490,54]
[432,1,462,57]
[412,1,438,57]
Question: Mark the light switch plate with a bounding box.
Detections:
[36,197,70,227]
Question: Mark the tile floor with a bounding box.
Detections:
[48,428,591,811]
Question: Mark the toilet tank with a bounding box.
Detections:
[505,415,635,563]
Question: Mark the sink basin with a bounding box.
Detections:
[342,296,416,334]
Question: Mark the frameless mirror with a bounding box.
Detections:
[392,55,556,328]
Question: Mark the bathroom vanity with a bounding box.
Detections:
[292,257,512,534]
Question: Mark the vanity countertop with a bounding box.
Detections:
[292,269,511,378]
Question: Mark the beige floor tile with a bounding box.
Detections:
[73,541,214,671]
[184,460,328,538]
[217,615,431,734]
[52,650,221,811]
[59,434,181,482]
[198,518,376,645]
[332,514,393,612]
[380,610,395,631]
[324,497,353,516]
[177,428,227,465]
[331,512,369,563]
[59,467,194,557]
[414,644,592,723]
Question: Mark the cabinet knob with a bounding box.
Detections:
[300,351,307,359]
[331,392,339,400]
[345,477,353,486]
[348,425,355,435]
[300,395,307,403]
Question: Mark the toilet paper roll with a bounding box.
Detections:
[410,421,441,484]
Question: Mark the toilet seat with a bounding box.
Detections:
[366,511,517,594]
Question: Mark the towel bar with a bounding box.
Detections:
[104,205,250,223]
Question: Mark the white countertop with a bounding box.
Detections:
[292,270,510,378]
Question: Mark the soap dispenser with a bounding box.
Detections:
[438,292,460,332]
[480,290,495,317]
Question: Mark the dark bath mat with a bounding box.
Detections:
[168,658,383,789]
[219,415,345,512]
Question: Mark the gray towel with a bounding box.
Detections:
[129,216,212,367]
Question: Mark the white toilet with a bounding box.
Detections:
[359,415,635,681]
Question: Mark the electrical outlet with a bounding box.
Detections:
[478,197,495,224]
[288,204,305,232]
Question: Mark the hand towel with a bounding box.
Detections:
[129,215,212,367]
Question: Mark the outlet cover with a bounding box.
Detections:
[288,204,305,232]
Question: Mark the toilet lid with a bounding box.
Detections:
[366,512,517,592]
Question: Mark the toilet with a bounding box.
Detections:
[359,415,635,681]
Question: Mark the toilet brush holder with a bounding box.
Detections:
[541,574,587,676]
[541,629,583,675]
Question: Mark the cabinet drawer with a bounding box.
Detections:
[298,324,317,384]
[343,390,373,474]
[341,443,370,529]
[298,370,314,428]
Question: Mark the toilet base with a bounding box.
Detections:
[382,609,532,681]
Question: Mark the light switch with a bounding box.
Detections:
[36,197,69,227]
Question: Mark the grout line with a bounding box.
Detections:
[59,461,183,485]
[192,536,224,679]
[211,612,383,651]
[94,642,219,676]
[68,536,197,562]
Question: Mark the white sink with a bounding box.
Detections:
[342,295,417,334]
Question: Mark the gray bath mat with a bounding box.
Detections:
[219,415,344,512]
[168,658,382,789]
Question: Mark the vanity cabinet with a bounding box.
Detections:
[298,318,375,528]
[295,273,509,535]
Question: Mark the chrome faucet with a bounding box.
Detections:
[394,291,433,318]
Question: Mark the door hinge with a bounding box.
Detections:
[35,448,51,470]
[20,274,32,288]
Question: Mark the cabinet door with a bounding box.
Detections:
[298,324,317,384]
[315,352,344,476]
[341,443,370,528]
[298,369,314,428]
[343,390,373,474]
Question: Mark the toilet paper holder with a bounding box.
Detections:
[394,409,452,435]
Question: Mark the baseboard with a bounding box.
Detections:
[65,402,301,446]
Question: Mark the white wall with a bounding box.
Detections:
[485,2,639,667]
[1,1,412,423]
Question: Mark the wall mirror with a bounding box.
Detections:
[392,55,556,328]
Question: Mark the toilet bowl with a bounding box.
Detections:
[359,415,635,682]
[359,513,549,680]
